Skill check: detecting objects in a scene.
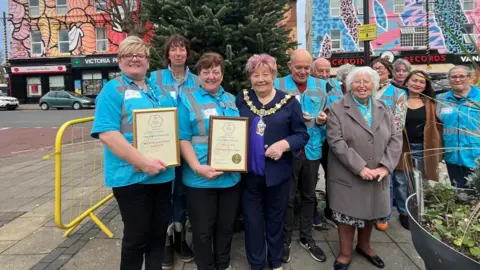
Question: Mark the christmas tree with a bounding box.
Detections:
[141,0,296,94]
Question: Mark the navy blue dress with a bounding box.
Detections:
[236,88,308,269]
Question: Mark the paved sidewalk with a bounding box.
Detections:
[0,147,426,270]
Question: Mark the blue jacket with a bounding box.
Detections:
[178,86,241,188]
[150,67,199,104]
[91,73,176,188]
[236,89,309,187]
[436,86,480,168]
[274,75,327,160]
[376,83,408,131]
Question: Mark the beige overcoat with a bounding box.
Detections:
[326,93,403,220]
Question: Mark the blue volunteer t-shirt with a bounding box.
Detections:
[91,73,176,188]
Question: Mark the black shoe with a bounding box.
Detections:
[299,238,326,262]
[162,236,174,269]
[282,243,291,263]
[355,245,385,268]
[399,214,410,230]
[334,259,351,270]
[174,231,195,262]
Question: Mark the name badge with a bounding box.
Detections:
[441,107,453,114]
[169,91,177,99]
[203,108,218,118]
[125,90,142,100]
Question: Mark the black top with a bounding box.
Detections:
[405,105,426,144]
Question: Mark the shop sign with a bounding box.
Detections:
[72,56,119,68]
[11,65,67,74]
[457,55,480,63]
[401,55,447,64]
[331,57,366,67]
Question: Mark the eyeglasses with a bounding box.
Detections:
[373,66,386,71]
[352,80,372,86]
[449,75,469,81]
[121,53,148,61]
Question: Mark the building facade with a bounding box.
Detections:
[307,0,480,72]
[6,0,134,102]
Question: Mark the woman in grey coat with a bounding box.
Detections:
[326,67,402,270]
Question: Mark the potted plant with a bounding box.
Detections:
[406,160,480,270]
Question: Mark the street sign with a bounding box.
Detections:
[359,24,377,41]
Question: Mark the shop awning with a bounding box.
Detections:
[411,63,455,73]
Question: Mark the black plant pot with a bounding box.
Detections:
[406,193,480,270]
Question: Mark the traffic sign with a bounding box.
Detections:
[359,24,377,41]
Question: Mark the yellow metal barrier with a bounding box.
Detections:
[44,116,114,238]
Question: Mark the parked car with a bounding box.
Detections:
[0,95,19,110]
[39,91,95,110]
[432,79,450,94]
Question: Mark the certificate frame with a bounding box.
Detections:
[207,116,249,172]
[132,107,180,167]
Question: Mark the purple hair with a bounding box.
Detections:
[245,54,278,77]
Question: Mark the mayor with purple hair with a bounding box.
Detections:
[236,54,309,270]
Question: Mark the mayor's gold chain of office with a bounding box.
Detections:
[243,89,292,116]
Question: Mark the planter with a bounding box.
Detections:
[407,193,480,270]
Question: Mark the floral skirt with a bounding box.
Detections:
[332,211,388,228]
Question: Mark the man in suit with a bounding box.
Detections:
[274,49,328,264]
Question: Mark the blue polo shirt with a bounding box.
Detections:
[91,73,176,188]
[178,86,241,188]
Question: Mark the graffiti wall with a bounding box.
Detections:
[311,0,480,57]
[8,0,132,59]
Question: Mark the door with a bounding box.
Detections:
[55,91,72,107]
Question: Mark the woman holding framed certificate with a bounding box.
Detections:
[178,52,241,270]
[90,36,177,270]
[236,54,309,270]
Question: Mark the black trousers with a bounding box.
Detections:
[284,155,321,243]
[320,142,333,220]
[186,184,242,270]
[446,163,472,188]
[243,174,291,269]
[113,182,173,270]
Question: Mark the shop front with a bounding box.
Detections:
[71,55,121,98]
[7,57,73,103]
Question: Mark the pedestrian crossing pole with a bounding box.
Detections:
[363,0,370,67]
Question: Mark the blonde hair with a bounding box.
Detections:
[117,36,150,58]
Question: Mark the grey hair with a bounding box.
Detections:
[345,66,380,94]
[448,65,473,78]
[392,58,412,73]
[336,64,356,83]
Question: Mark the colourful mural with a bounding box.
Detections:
[311,0,480,57]
[8,0,134,59]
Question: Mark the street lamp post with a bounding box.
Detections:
[363,0,370,66]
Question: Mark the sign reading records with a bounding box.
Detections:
[72,55,119,67]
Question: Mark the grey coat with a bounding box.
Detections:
[326,93,402,220]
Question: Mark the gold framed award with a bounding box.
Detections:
[133,108,180,167]
[207,116,249,172]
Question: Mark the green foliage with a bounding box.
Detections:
[422,183,480,261]
[140,0,296,94]
[467,159,480,194]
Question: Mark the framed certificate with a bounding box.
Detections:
[133,108,180,167]
[208,116,249,172]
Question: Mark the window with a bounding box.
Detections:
[95,0,107,13]
[49,76,65,91]
[56,0,67,15]
[462,0,474,11]
[356,0,363,15]
[30,0,39,17]
[108,71,121,80]
[463,24,477,44]
[27,77,42,97]
[331,30,341,50]
[330,0,340,17]
[58,30,69,54]
[31,31,43,56]
[422,1,435,13]
[400,26,427,47]
[56,91,70,98]
[82,73,103,95]
[96,28,108,52]
[394,0,404,14]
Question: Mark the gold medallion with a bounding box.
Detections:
[232,154,242,164]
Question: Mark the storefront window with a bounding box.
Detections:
[27,77,42,97]
[49,76,65,91]
[108,71,121,80]
[82,72,103,95]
